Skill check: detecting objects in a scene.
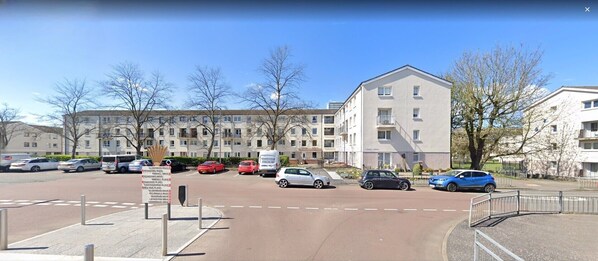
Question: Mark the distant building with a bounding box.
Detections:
[0,121,63,156]
[327,101,344,110]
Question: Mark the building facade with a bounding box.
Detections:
[0,121,63,156]
[334,65,452,170]
[68,110,336,163]
[525,86,598,178]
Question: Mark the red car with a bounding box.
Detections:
[238,160,259,175]
[197,161,225,174]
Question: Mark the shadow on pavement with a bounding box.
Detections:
[8,247,49,251]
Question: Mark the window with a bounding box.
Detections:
[24,132,30,137]
[32,142,37,147]
[190,116,197,122]
[291,152,296,159]
[377,153,391,168]
[312,128,318,135]
[170,140,175,147]
[413,108,420,118]
[378,86,391,96]
[551,125,557,133]
[24,142,30,147]
[591,122,598,132]
[85,140,90,147]
[246,140,251,146]
[584,101,592,109]
[224,152,231,158]
[116,140,121,147]
[413,85,420,96]
[224,140,231,146]
[312,116,318,123]
[291,140,296,146]
[53,143,57,148]
[324,140,334,147]
[202,128,208,136]
[179,116,187,122]
[324,116,334,124]
[413,152,420,162]
[291,128,296,135]
[413,130,420,141]
[234,140,241,146]
[302,140,307,147]
[214,140,219,147]
[312,140,317,146]
[180,140,188,146]
[550,161,557,168]
[551,143,557,150]
[223,116,231,122]
[257,140,262,147]
[202,140,207,147]
[584,143,592,149]
[169,128,175,136]
[594,142,598,150]
[378,130,391,140]
[312,152,317,159]
[85,129,90,136]
[324,128,335,135]
[550,106,557,112]
[247,152,251,158]
[257,128,262,136]
[159,128,164,136]
[127,141,132,147]
[103,140,110,147]
[159,140,164,146]
[302,128,307,135]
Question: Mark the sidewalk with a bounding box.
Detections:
[0,204,222,260]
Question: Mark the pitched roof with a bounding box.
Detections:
[76,109,336,117]
[525,86,598,111]
[29,124,62,134]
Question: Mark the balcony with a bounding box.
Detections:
[578,129,598,141]
[178,133,189,138]
[338,125,348,136]
[376,115,395,128]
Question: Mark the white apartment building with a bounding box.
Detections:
[525,86,598,177]
[334,65,452,170]
[0,121,63,156]
[68,109,336,163]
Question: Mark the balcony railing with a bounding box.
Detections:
[338,125,348,135]
[376,115,395,127]
[578,129,598,139]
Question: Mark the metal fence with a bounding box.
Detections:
[578,178,598,190]
[469,190,598,227]
[474,229,524,261]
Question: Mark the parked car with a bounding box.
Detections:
[101,154,137,173]
[238,160,259,175]
[161,159,187,172]
[58,158,101,172]
[258,150,280,177]
[358,170,411,190]
[128,159,153,173]
[428,169,496,193]
[275,167,331,189]
[9,157,59,172]
[197,161,225,174]
[1,153,31,171]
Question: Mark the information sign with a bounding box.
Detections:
[141,166,172,204]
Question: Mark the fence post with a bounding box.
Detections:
[162,213,167,256]
[559,191,563,214]
[198,198,203,229]
[84,244,94,261]
[488,193,493,219]
[473,230,478,261]
[0,209,7,250]
[81,195,86,225]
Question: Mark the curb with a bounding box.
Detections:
[164,207,223,261]
[442,217,467,261]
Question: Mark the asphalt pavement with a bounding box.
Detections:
[0,204,222,260]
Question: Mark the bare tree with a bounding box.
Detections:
[99,62,173,156]
[38,78,97,158]
[186,66,230,159]
[447,45,553,170]
[242,45,312,150]
[0,103,22,151]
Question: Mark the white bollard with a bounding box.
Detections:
[84,244,94,261]
[198,198,202,229]
[162,213,167,256]
[81,195,86,225]
[0,209,7,250]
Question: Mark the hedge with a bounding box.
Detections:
[163,156,258,167]
[45,155,101,162]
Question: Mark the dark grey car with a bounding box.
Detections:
[358,170,411,190]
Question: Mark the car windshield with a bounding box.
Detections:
[66,159,79,163]
[261,157,275,164]
[444,170,461,177]
[202,161,215,165]
[240,162,251,166]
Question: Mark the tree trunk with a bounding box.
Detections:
[207,135,215,160]
[70,140,77,159]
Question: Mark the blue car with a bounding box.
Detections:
[428,170,496,193]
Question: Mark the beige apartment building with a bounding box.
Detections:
[0,121,63,156]
[334,65,452,170]
[69,110,336,163]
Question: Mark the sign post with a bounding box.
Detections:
[142,145,171,219]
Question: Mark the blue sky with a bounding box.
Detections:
[0,1,596,124]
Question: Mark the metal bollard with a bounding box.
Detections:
[81,195,86,225]
[0,209,7,250]
[162,213,167,256]
[84,244,94,261]
[198,198,202,229]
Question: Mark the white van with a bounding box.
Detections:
[101,154,138,173]
[1,153,31,171]
[258,150,280,177]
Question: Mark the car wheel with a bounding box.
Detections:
[398,181,410,191]
[278,179,289,188]
[313,180,324,189]
[364,181,374,190]
[447,183,457,192]
[76,166,84,172]
[484,184,496,193]
[119,167,127,173]
[31,166,40,172]
[63,170,70,173]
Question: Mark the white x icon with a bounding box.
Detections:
[585,7,591,12]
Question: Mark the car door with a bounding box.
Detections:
[297,169,314,186]
[471,171,488,188]
[458,171,474,188]
[284,168,300,184]
[38,158,49,170]
[367,171,381,188]
[381,171,399,188]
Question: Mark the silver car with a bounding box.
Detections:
[9,158,60,172]
[275,167,331,189]
[58,158,101,172]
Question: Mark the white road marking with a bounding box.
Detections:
[344,208,358,211]
[32,200,46,202]
[51,200,65,203]
[384,208,398,211]
[287,207,300,209]
[67,201,79,204]
[122,203,136,206]
[88,201,100,204]
[249,206,262,209]
[15,200,30,202]
[93,205,108,208]
[305,207,319,210]
[324,208,338,210]
[0,203,13,205]
[111,206,127,209]
[131,206,139,209]
[443,209,457,212]
[268,206,281,209]
[18,203,33,205]
[37,203,52,206]
[364,208,378,211]
[404,209,417,211]
[55,203,70,206]
[462,210,470,212]
[423,209,437,211]
[104,202,118,205]
[0,200,12,202]
[230,206,244,208]
[214,205,225,208]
